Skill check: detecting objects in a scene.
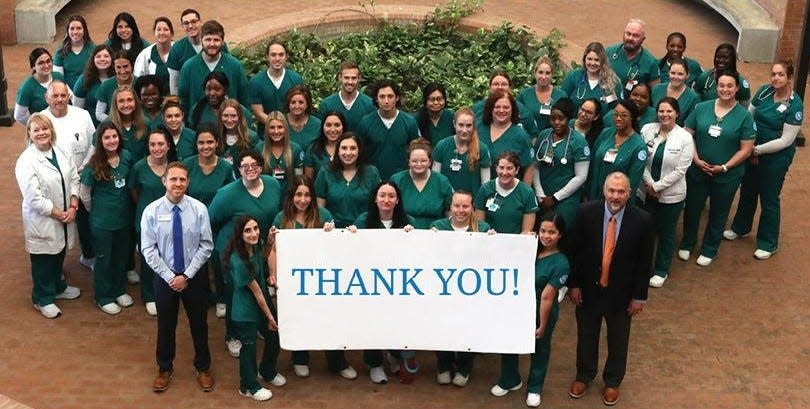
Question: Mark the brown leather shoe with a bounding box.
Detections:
[569,380,588,398]
[152,369,173,392]
[196,369,214,392]
[602,387,620,406]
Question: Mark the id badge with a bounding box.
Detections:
[603,94,617,104]
[223,155,233,164]
[157,214,171,222]
[539,105,552,116]
[542,151,554,165]
[708,125,722,138]
[273,167,285,179]
[603,149,618,163]
[485,197,500,212]
[625,80,638,92]
[72,143,87,154]
[449,158,462,172]
[114,176,126,188]
[776,103,788,113]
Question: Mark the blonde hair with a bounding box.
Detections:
[25,113,56,146]
[110,84,147,141]
[582,42,619,97]
[262,111,294,181]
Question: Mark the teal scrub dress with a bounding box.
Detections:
[658,57,703,88]
[496,251,568,392]
[314,166,382,228]
[254,141,304,193]
[357,111,420,180]
[183,155,235,206]
[650,83,700,127]
[54,42,95,89]
[288,115,322,152]
[246,69,304,135]
[517,86,569,133]
[680,100,755,258]
[533,128,590,225]
[561,68,624,113]
[433,135,492,199]
[178,53,248,115]
[605,44,660,93]
[315,92,376,133]
[586,128,647,201]
[730,85,804,252]
[16,72,66,116]
[390,170,454,229]
[477,123,533,179]
[73,74,103,126]
[693,69,752,103]
[472,99,539,138]
[80,149,133,306]
[128,158,166,303]
[474,179,539,234]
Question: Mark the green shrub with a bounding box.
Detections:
[231,0,567,112]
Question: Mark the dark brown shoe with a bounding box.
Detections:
[152,369,173,392]
[569,380,588,398]
[196,369,214,392]
[602,387,620,406]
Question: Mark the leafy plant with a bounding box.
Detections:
[231,0,568,112]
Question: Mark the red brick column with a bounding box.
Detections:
[777,0,807,63]
[0,0,16,45]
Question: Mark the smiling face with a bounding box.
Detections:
[426,90,446,113]
[496,157,518,183]
[33,53,53,77]
[716,74,739,102]
[101,128,120,153]
[242,219,260,246]
[148,132,169,160]
[492,97,513,125]
[28,120,54,151]
[180,12,200,39]
[163,166,189,203]
[114,57,132,83]
[322,115,343,142]
[115,89,137,117]
[205,78,226,108]
[163,106,184,133]
[238,155,261,181]
[266,119,286,143]
[116,19,133,42]
[94,49,112,71]
[288,93,308,116]
[770,63,790,90]
[196,131,217,159]
[629,85,650,111]
[340,68,360,94]
[220,106,239,130]
[666,36,685,59]
[46,82,70,116]
[408,148,430,175]
[577,100,597,125]
[584,51,601,75]
[489,75,510,94]
[450,193,473,224]
[202,33,223,58]
[612,103,632,131]
[657,101,678,129]
[140,84,161,112]
[375,184,399,213]
[154,21,172,45]
[68,21,85,44]
[338,137,359,166]
[454,112,474,142]
[714,47,732,71]
[534,62,552,87]
[538,220,561,249]
[604,175,630,213]
[667,63,687,88]
[292,184,313,213]
[267,43,287,71]
[549,109,568,136]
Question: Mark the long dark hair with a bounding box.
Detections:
[89,121,124,181]
[223,215,261,280]
[312,111,345,158]
[329,132,370,175]
[147,126,179,163]
[108,12,144,55]
[191,71,229,130]
[365,181,409,229]
[60,15,92,57]
[280,175,323,229]
[579,98,604,148]
[535,212,569,257]
[81,45,115,92]
[416,82,449,142]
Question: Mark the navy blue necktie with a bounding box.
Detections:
[172,205,185,273]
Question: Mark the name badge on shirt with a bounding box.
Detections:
[72,143,87,154]
[603,148,618,163]
[708,125,722,138]
[602,94,617,104]
[776,103,788,113]
[485,197,500,212]
[157,214,172,222]
[541,150,554,165]
[273,167,285,180]
[539,105,552,116]
[450,158,462,172]
[625,79,638,92]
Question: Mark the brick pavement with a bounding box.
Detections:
[0,1,808,408]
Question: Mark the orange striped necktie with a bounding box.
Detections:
[600,215,616,287]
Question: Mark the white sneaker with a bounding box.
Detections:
[116,294,134,307]
[557,286,568,303]
[696,255,713,267]
[145,302,157,316]
[239,387,272,401]
[386,352,401,374]
[270,373,287,387]
[754,249,774,260]
[294,364,310,377]
[437,371,451,385]
[226,339,242,358]
[722,230,738,240]
[79,255,95,270]
[339,365,358,380]
[490,382,523,397]
[126,270,140,284]
[677,250,690,261]
[34,303,62,319]
[98,302,121,315]
[369,366,387,384]
[452,373,469,387]
[55,285,81,300]
[215,303,226,318]
[649,275,667,288]
[526,392,542,407]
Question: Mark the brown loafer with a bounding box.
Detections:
[152,369,173,392]
[602,386,620,406]
[196,369,215,392]
[569,380,588,398]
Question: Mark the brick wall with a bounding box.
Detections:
[776,0,807,63]
[0,0,16,44]
[758,0,788,24]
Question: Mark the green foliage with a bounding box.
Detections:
[231,1,567,112]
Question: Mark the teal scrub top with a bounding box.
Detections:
[128,157,167,232]
[272,207,333,229]
[172,127,198,161]
[430,217,492,232]
[178,53,248,115]
[605,44,660,89]
[517,85,569,133]
[16,72,66,114]
[472,99,539,138]
[208,175,282,252]
[254,141,305,193]
[353,212,417,229]
[561,68,623,113]
[693,69,752,103]
[228,248,270,323]
[97,77,135,116]
[247,69,304,134]
[433,135,492,198]
[145,45,170,83]
[357,110,420,180]
[750,85,805,147]
[650,83,700,127]
[587,128,647,200]
[73,74,103,125]
[118,122,148,163]
[418,109,455,146]
[657,57,703,88]
[80,149,134,230]
[533,128,590,195]
[684,100,755,181]
[390,170,454,229]
[303,144,332,178]
[315,92,376,133]
[53,42,95,89]
[603,106,657,131]
[534,251,568,318]
[477,123,533,178]
[474,179,539,234]
[288,115,322,151]
[314,165,382,228]
[167,37,229,71]
[220,129,260,165]
[182,155,235,206]
[187,100,255,131]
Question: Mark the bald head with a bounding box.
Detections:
[604,172,631,213]
[622,19,646,54]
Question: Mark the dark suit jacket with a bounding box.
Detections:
[568,200,654,313]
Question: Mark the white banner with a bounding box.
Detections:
[276,229,537,354]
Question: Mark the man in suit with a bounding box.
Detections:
[568,172,654,406]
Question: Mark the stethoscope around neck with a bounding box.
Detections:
[535,128,572,165]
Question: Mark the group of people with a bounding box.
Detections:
[13,8,803,407]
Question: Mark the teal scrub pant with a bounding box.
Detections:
[234,319,280,394]
[731,150,794,252]
[30,249,68,305]
[551,193,580,228]
[643,199,684,277]
[92,226,130,305]
[292,350,352,372]
[76,203,93,258]
[680,171,742,258]
[497,311,558,393]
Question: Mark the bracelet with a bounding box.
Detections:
[721,164,728,173]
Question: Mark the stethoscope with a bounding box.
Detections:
[535,128,572,165]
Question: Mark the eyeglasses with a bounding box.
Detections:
[427,96,445,102]
[181,18,199,27]
[578,108,595,116]
[239,164,261,170]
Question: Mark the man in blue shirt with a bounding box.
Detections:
[141,161,214,392]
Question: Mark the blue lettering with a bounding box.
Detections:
[316,268,342,296]
[344,268,370,295]
[485,268,508,296]
[434,268,456,295]
[458,268,481,295]
[371,268,395,295]
[399,268,424,295]
[291,268,313,295]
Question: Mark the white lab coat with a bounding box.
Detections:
[638,122,694,204]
